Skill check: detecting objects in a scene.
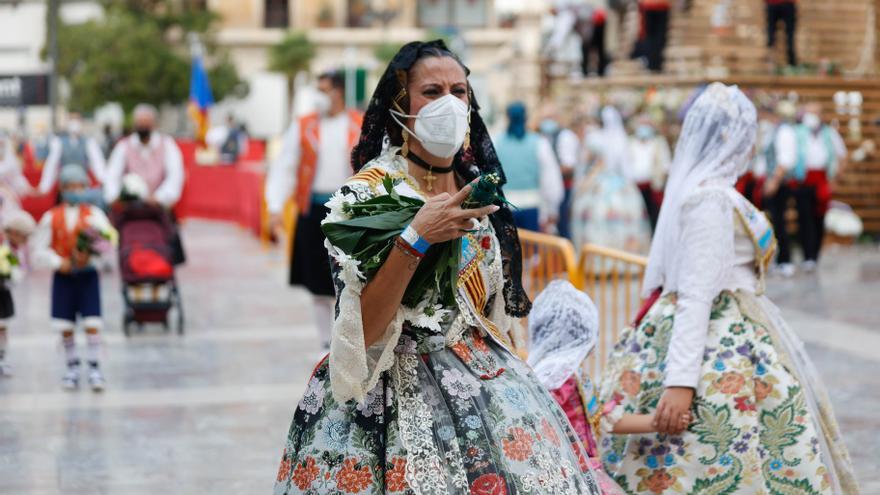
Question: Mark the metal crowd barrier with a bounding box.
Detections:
[578,243,648,377]
[517,230,648,376]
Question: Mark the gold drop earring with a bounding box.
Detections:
[401,131,409,157]
[464,111,471,151]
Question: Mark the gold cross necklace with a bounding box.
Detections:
[405,151,454,192]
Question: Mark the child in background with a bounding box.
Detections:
[527,280,690,494]
[0,209,36,376]
[32,165,117,392]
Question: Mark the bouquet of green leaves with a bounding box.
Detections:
[322,173,506,308]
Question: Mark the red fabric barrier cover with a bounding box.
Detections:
[176,139,266,237]
[22,138,267,237]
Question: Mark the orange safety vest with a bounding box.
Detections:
[294,109,363,214]
[50,204,91,259]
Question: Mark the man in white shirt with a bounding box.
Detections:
[627,114,671,230]
[264,71,362,350]
[540,114,582,238]
[38,113,106,198]
[767,102,847,272]
[105,103,186,263]
[105,104,185,209]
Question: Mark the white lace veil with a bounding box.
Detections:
[643,83,757,297]
[527,280,599,390]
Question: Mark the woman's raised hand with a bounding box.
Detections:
[409,181,500,245]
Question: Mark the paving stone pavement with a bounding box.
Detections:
[0,220,876,494]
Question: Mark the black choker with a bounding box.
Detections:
[405,151,454,174]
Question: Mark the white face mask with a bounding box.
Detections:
[390,94,470,158]
[314,92,332,115]
[802,112,821,131]
[68,120,82,135]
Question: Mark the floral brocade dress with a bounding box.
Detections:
[274,150,601,495]
[598,188,858,494]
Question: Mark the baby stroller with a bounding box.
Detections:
[112,202,184,336]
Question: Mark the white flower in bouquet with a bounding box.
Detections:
[121,173,150,201]
[406,300,451,332]
[0,245,18,279]
[322,191,355,225]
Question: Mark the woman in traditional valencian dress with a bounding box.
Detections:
[273,40,602,495]
[570,107,651,257]
[598,83,859,494]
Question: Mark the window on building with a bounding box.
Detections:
[347,0,372,27]
[264,0,289,28]
[418,0,488,29]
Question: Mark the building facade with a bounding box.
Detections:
[208,0,547,137]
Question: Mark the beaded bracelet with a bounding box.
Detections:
[393,236,424,269]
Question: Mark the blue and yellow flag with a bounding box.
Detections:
[188,54,214,146]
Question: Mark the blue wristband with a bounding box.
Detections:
[401,224,431,255]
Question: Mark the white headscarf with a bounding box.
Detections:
[643,83,757,297]
[527,280,599,390]
[589,106,629,175]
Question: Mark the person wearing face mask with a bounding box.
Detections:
[538,111,582,238]
[105,104,185,210]
[770,102,848,272]
[273,40,605,495]
[37,113,107,200]
[627,114,671,231]
[32,165,117,392]
[264,70,363,351]
[571,106,651,257]
[736,103,779,209]
[105,104,186,264]
[492,102,564,233]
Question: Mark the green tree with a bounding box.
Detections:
[51,1,245,114]
[267,32,316,115]
[373,42,403,67]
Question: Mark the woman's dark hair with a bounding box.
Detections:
[351,39,532,317]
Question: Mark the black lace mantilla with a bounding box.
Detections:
[350,39,531,317]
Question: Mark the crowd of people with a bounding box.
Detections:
[0,103,186,390]
[0,32,865,492]
[491,88,857,279]
[543,0,801,79]
[269,40,859,494]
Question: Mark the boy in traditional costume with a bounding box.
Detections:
[33,165,117,391]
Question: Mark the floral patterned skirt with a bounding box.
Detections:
[570,170,651,257]
[274,328,601,495]
[598,292,835,495]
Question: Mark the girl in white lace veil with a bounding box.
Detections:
[527,280,598,390]
[643,83,757,297]
[527,280,669,495]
